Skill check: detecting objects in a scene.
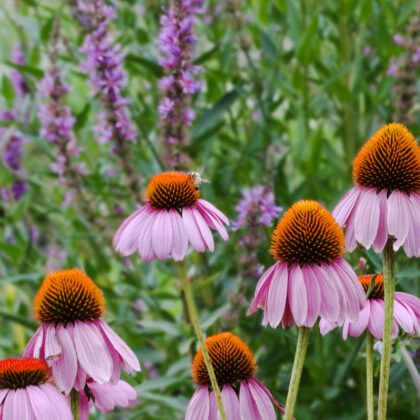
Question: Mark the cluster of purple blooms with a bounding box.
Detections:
[0,45,29,203]
[77,0,136,146]
[387,34,420,77]
[157,0,204,166]
[38,68,85,181]
[233,185,282,278]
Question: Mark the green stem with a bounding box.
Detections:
[284,327,311,420]
[178,262,226,420]
[366,332,374,420]
[377,240,395,419]
[70,389,80,420]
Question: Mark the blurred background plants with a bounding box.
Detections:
[0,0,419,418]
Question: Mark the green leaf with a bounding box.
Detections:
[4,61,43,79]
[125,54,163,78]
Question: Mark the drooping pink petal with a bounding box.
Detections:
[44,324,61,361]
[186,386,210,420]
[247,378,276,420]
[319,319,336,336]
[367,300,385,339]
[239,381,261,420]
[151,209,173,260]
[354,187,380,249]
[332,186,361,226]
[98,319,140,373]
[183,207,207,252]
[373,189,388,253]
[347,302,370,338]
[387,190,410,250]
[394,292,420,318]
[287,264,308,326]
[73,321,112,384]
[191,207,214,252]
[251,378,286,415]
[197,199,230,225]
[24,326,44,358]
[27,384,72,420]
[221,384,240,420]
[89,380,138,412]
[247,263,279,315]
[169,209,188,261]
[208,391,218,420]
[52,325,78,394]
[79,390,91,420]
[197,203,229,241]
[336,258,366,308]
[301,265,321,327]
[393,300,416,335]
[404,193,420,257]
[344,210,357,252]
[3,389,35,420]
[137,211,157,262]
[324,264,348,325]
[74,362,87,392]
[266,264,288,328]
[113,206,150,256]
[312,264,339,323]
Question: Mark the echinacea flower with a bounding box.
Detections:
[24,269,140,394]
[0,357,72,419]
[248,200,366,328]
[333,123,420,257]
[113,171,229,261]
[320,274,420,339]
[186,332,284,420]
[79,379,138,419]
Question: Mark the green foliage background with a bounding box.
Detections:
[0,0,419,418]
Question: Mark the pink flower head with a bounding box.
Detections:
[320,274,420,339]
[248,200,366,328]
[333,124,420,257]
[24,269,140,394]
[113,171,229,261]
[187,332,285,420]
[79,379,138,419]
[0,358,72,419]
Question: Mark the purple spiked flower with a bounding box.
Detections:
[11,44,30,99]
[158,0,204,169]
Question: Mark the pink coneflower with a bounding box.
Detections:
[0,358,72,419]
[79,379,138,419]
[320,274,420,339]
[113,171,229,261]
[248,200,366,328]
[24,269,140,394]
[333,123,420,257]
[186,332,285,420]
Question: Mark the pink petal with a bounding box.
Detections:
[393,300,415,335]
[266,264,288,328]
[319,319,336,336]
[336,258,367,308]
[302,265,321,327]
[137,211,157,262]
[27,384,72,420]
[387,190,410,250]
[169,209,188,261]
[73,321,112,384]
[344,210,357,252]
[197,199,229,225]
[324,264,348,325]
[247,263,279,315]
[239,381,261,420]
[373,189,388,253]
[186,386,210,420]
[79,390,91,420]
[183,207,206,252]
[3,389,35,420]
[332,186,361,226]
[247,378,276,420]
[44,324,61,361]
[354,187,380,249]
[221,385,240,420]
[52,325,78,394]
[89,380,138,412]
[98,319,140,373]
[191,207,214,252]
[197,203,229,241]
[394,292,420,317]
[403,193,420,257]
[287,264,307,326]
[367,300,385,339]
[347,302,370,337]
[24,326,44,358]
[208,392,218,420]
[113,206,147,245]
[312,264,339,323]
[151,210,173,260]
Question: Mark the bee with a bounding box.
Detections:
[188,171,208,190]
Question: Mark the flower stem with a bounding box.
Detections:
[284,327,311,420]
[178,262,226,420]
[70,389,80,420]
[366,332,374,420]
[378,239,395,419]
